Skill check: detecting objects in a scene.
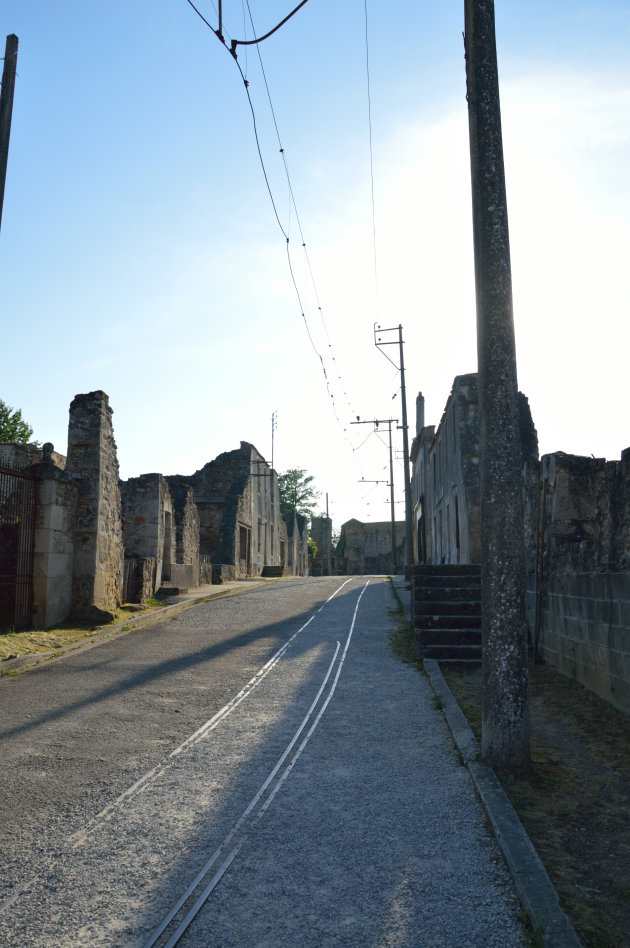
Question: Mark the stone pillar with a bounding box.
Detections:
[32,444,78,628]
[67,391,123,621]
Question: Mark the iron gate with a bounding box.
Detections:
[0,461,37,632]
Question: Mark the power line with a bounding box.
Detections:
[184,0,365,459]
[363,0,379,324]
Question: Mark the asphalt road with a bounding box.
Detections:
[0,577,523,946]
[0,578,334,903]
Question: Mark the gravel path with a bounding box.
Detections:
[0,578,523,946]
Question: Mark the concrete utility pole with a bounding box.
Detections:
[351,418,399,573]
[465,0,530,773]
[325,492,332,576]
[0,34,18,235]
[374,324,414,573]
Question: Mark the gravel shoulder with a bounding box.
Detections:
[442,661,630,948]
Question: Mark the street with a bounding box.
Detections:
[0,577,522,946]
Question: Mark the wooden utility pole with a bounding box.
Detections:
[351,417,399,574]
[0,34,18,235]
[464,0,530,773]
[374,324,414,572]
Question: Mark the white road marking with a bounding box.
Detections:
[0,578,356,916]
[146,581,370,948]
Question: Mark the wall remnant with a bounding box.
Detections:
[31,444,77,628]
[413,373,630,715]
[66,391,123,622]
[525,449,630,714]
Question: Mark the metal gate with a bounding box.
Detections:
[0,462,37,632]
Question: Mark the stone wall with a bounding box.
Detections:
[526,571,630,715]
[282,510,308,576]
[120,474,172,595]
[310,515,334,575]
[168,480,200,587]
[66,391,123,620]
[31,450,77,628]
[0,442,66,470]
[525,449,630,713]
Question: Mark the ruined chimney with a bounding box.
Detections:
[416,392,425,436]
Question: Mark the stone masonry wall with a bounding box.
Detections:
[168,480,200,586]
[525,449,630,714]
[31,446,78,628]
[120,473,179,595]
[67,391,123,620]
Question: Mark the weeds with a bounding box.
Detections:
[518,911,545,948]
[387,578,423,670]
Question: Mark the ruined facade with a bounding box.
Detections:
[168,442,288,580]
[412,373,630,715]
[410,375,538,565]
[337,518,405,575]
[282,509,309,578]
[1,392,306,632]
[66,392,124,621]
[310,515,336,575]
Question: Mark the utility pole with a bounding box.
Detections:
[375,323,414,572]
[351,418,399,573]
[325,492,332,576]
[465,0,530,774]
[0,34,18,235]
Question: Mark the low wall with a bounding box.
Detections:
[527,571,630,715]
[212,564,236,584]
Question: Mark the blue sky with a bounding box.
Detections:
[2,1,629,529]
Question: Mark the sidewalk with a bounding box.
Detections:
[390,576,580,947]
[1,577,272,675]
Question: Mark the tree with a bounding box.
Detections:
[277,468,320,519]
[0,399,38,444]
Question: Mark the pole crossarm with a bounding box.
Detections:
[350,418,398,428]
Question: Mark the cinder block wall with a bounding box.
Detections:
[527,572,630,715]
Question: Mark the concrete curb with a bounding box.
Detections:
[424,659,581,948]
[0,580,269,677]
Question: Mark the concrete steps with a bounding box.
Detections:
[411,564,481,663]
[261,565,285,578]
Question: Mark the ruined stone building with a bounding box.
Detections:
[411,373,630,716]
[0,391,307,634]
[168,442,289,582]
[337,518,405,575]
[120,474,199,602]
[1,392,123,628]
[410,375,538,565]
[310,515,337,575]
[282,509,309,577]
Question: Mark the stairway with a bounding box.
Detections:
[261,565,285,578]
[411,564,481,663]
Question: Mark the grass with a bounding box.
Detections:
[387,578,424,670]
[443,662,630,948]
[0,600,167,664]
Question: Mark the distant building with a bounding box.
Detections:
[337,518,405,575]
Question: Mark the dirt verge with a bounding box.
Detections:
[442,662,630,948]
